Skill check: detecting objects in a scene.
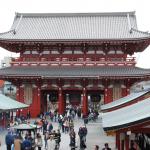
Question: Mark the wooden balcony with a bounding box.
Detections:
[11,57,136,67]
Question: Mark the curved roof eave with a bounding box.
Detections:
[103,117,150,132]
[0,36,150,42]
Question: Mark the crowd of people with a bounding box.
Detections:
[2,105,114,150]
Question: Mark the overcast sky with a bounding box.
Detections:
[0,0,150,68]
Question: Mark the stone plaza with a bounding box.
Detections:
[0,116,115,150]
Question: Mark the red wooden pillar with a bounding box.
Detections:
[104,88,108,104]
[82,88,88,116]
[127,79,130,95]
[16,84,25,116]
[116,132,121,150]
[127,88,130,95]
[16,86,20,102]
[122,80,130,97]
[30,86,40,117]
[125,135,129,150]
[37,87,41,116]
[58,88,64,114]
[122,87,128,97]
[121,140,125,150]
[107,88,113,103]
[19,86,24,103]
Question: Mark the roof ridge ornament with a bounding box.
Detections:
[132,28,150,36]
[127,13,132,34]
[13,15,23,35]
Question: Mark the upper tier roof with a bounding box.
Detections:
[0,11,150,41]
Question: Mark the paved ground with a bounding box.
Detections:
[0,117,116,150]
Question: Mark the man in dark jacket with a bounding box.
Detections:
[78,127,86,149]
[5,131,14,150]
[42,120,48,135]
[69,129,76,149]
[82,126,88,142]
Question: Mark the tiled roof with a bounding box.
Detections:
[0,66,150,78]
[102,98,150,131]
[101,90,149,111]
[0,93,28,112]
[0,12,150,41]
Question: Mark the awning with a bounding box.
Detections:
[13,123,37,131]
[0,93,29,112]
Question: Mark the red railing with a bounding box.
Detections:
[11,56,136,67]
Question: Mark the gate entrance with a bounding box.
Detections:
[41,90,58,112]
[64,90,82,106]
[87,90,104,110]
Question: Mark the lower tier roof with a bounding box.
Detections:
[0,66,150,79]
[102,98,150,131]
[101,90,149,111]
[0,93,28,112]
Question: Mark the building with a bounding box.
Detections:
[101,89,150,112]
[101,84,150,149]
[102,93,150,150]
[0,57,16,98]
[0,12,150,117]
[0,93,28,127]
[1,56,13,68]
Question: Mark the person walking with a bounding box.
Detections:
[83,117,88,127]
[43,120,48,135]
[69,129,76,149]
[47,122,53,134]
[82,126,88,142]
[26,110,31,120]
[78,127,86,149]
[36,133,43,150]
[102,143,111,150]
[44,131,49,149]
[5,131,14,150]
[54,129,61,149]
[14,135,22,150]
[64,119,69,133]
[22,136,32,150]
[69,119,74,131]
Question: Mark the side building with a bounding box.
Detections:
[0,57,16,98]
[0,12,150,117]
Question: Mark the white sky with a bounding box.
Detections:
[0,0,150,68]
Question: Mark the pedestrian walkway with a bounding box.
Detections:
[0,117,116,150]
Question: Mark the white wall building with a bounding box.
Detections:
[1,56,13,68]
[0,57,16,96]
